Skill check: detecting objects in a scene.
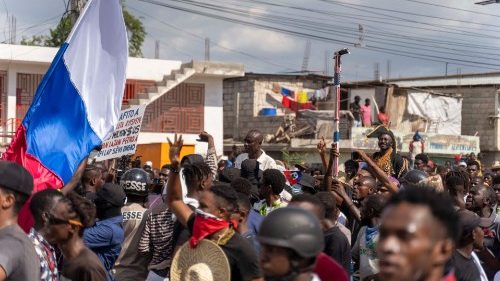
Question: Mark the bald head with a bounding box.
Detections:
[244,129,264,158]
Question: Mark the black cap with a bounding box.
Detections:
[299,174,316,189]
[457,209,490,237]
[0,161,34,196]
[96,183,126,207]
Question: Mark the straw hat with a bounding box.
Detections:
[170,239,230,281]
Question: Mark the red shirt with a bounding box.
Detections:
[378,112,389,126]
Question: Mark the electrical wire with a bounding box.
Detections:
[319,0,500,29]
[128,5,300,72]
[136,0,500,70]
[404,0,500,18]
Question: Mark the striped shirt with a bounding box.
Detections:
[138,205,175,271]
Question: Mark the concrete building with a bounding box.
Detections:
[223,72,493,168]
[387,72,500,166]
[0,44,243,167]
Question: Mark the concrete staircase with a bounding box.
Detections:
[124,60,245,108]
[124,62,196,108]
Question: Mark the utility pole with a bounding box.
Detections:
[205,37,210,61]
[445,62,448,76]
[374,62,380,81]
[301,40,311,72]
[155,40,160,59]
[386,60,391,81]
[8,16,16,44]
[324,50,329,75]
[70,0,85,25]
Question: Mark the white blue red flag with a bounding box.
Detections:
[2,0,128,228]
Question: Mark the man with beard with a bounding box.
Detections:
[369,126,409,179]
[377,186,458,281]
[352,194,386,281]
[235,129,277,171]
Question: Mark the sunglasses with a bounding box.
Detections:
[47,214,83,227]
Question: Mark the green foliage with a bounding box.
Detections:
[281,148,307,168]
[21,8,145,57]
[123,9,145,57]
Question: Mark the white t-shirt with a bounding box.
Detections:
[235,150,278,171]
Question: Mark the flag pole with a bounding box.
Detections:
[332,48,350,177]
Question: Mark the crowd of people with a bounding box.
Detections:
[1,127,500,281]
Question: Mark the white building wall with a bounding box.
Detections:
[137,75,224,156]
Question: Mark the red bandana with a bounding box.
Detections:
[190,214,230,248]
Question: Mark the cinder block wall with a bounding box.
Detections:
[435,86,499,166]
[223,76,328,140]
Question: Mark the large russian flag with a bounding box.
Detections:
[2,0,127,229]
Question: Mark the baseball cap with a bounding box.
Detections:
[96,183,126,207]
[457,209,490,237]
[459,161,467,167]
[0,161,34,196]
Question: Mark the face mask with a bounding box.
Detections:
[190,209,229,248]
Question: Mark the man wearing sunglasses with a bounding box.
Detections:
[0,161,40,281]
[29,188,66,281]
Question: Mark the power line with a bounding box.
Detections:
[316,0,500,40]
[135,0,500,71]
[404,0,500,18]
[182,0,500,53]
[318,0,500,29]
[128,5,300,72]
[151,0,500,65]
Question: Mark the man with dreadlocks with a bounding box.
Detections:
[368,126,409,179]
[444,170,471,210]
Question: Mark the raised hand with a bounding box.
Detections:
[330,143,340,158]
[167,133,183,165]
[317,136,326,154]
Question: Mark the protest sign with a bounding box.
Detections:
[95,105,147,161]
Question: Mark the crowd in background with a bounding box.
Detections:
[1,127,500,281]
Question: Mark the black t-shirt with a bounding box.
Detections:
[324,226,351,274]
[173,205,197,248]
[61,247,107,281]
[187,214,261,281]
[450,250,480,281]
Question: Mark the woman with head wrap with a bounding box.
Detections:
[368,126,409,179]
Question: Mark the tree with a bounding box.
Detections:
[21,8,145,57]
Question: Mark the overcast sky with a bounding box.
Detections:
[3,0,500,81]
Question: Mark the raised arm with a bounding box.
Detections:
[60,157,88,195]
[356,150,399,193]
[317,137,328,171]
[199,131,218,179]
[333,179,361,222]
[166,134,193,226]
